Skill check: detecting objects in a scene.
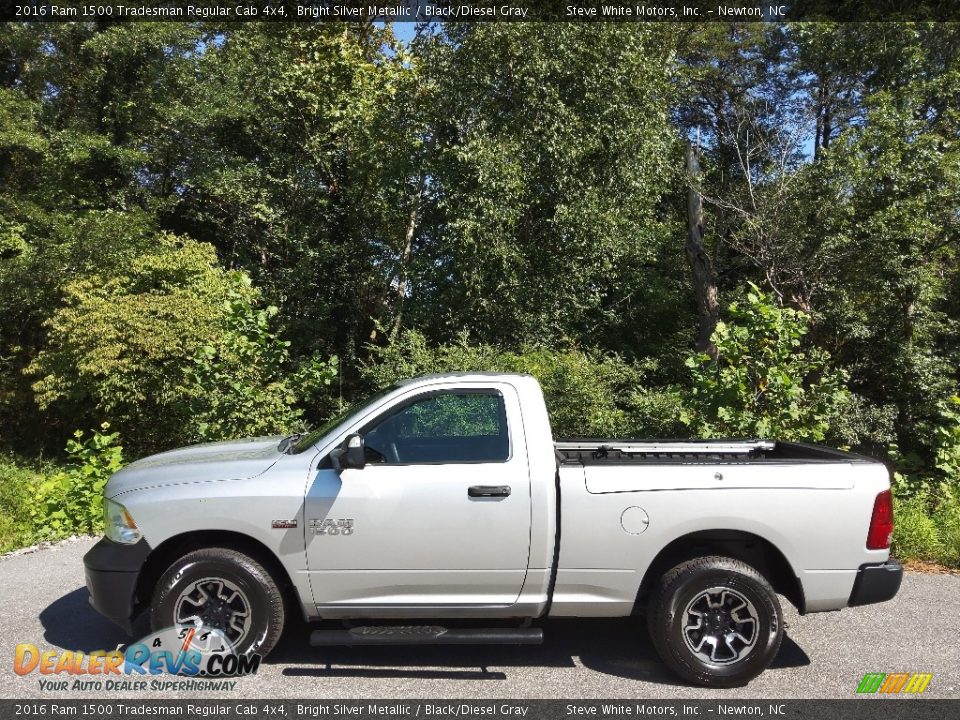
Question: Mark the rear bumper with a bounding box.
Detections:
[82,537,151,634]
[848,560,903,607]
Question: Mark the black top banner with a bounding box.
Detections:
[5,0,960,23]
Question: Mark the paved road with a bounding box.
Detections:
[1,537,958,700]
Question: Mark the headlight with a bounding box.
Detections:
[103,497,142,545]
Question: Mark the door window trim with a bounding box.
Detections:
[357,388,513,466]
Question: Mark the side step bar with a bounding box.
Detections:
[310,625,544,646]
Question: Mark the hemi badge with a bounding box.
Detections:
[271,519,297,529]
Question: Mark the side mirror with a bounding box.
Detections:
[332,433,366,471]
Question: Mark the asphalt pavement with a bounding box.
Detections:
[1,537,958,700]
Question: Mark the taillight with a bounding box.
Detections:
[866,489,894,550]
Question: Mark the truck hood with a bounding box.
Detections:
[105,436,286,498]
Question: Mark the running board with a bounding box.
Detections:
[310,625,544,646]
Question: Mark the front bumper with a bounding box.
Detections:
[847,560,903,607]
[83,537,151,634]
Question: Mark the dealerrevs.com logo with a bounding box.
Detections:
[856,673,933,694]
[14,625,260,692]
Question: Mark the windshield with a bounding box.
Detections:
[292,384,401,454]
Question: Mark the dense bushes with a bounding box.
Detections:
[27,236,336,453]
[185,274,339,443]
[363,289,885,447]
[0,425,123,551]
[363,330,645,438]
[892,491,960,567]
[27,234,245,451]
[29,424,123,540]
[0,456,47,553]
[887,397,960,565]
[680,285,854,443]
[1,24,959,569]
[5,283,958,568]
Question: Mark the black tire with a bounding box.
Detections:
[647,555,783,688]
[151,547,285,658]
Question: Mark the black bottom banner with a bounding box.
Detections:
[0,700,954,720]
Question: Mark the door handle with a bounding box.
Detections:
[468,485,511,498]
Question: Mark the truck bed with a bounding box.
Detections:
[554,439,871,465]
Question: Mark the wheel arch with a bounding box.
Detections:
[134,530,297,618]
[633,529,805,614]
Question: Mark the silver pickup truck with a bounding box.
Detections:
[84,372,902,687]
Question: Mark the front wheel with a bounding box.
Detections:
[647,556,783,687]
[151,547,286,657]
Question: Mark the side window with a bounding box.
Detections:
[364,392,510,464]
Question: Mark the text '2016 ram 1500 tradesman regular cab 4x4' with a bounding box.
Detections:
[84,373,902,687]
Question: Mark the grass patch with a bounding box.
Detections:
[0,455,54,553]
[930,491,960,566]
[893,489,960,568]
[1,428,121,553]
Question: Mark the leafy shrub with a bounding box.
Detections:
[681,284,852,443]
[626,387,688,439]
[0,456,50,552]
[28,235,243,452]
[887,469,960,567]
[933,396,960,487]
[889,395,960,499]
[29,424,123,540]
[892,492,943,562]
[827,393,897,452]
[186,274,338,442]
[507,345,643,438]
[888,411,960,567]
[363,330,644,438]
[931,487,960,566]
[28,234,337,453]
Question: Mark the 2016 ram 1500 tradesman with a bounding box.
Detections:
[84,373,902,687]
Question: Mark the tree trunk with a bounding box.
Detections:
[389,172,426,341]
[686,141,719,357]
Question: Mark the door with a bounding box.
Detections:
[304,385,532,611]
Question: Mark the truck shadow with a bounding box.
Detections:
[275,617,811,686]
[39,587,149,652]
[39,589,810,687]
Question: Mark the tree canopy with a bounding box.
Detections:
[0,21,958,485]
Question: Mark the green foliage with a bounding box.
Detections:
[414,24,685,350]
[26,233,336,451]
[0,456,50,553]
[0,22,959,564]
[888,398,960,566]
[931,487,960,566]
[787,26,960,465]
[186,273,338,442]
[889,396,960,498]
[397,395,503,438]
[364,331,644,438]
[892,493,944,562]
[27,234,242,451]
[29,424,123,540]
[681,285,853,442]
[507,346,646,439]
[163,24,407,365]
[933,397,960,482]
[627,387,689,439]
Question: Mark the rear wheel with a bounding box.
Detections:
[151,547,285,657]
[647,556,783,687]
